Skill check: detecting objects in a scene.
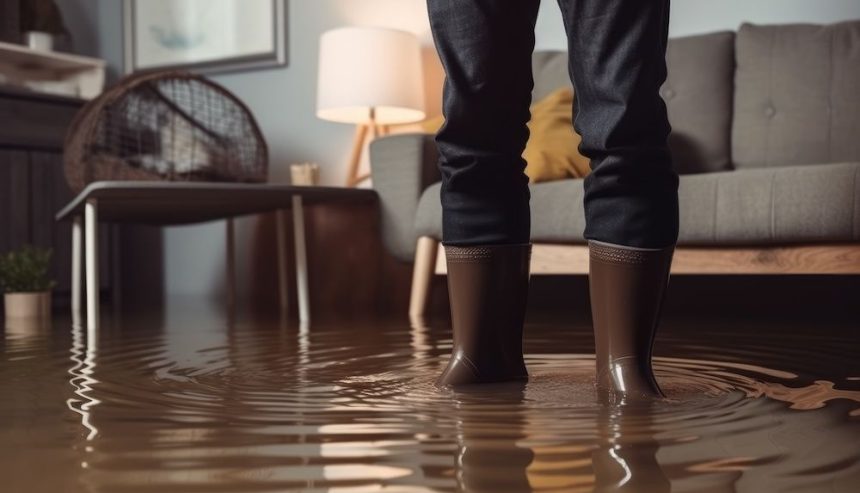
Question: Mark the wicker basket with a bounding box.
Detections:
[64,71,268,194]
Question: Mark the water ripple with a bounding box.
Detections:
[0,317,858,492]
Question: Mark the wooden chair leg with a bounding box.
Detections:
[409,236,440,319]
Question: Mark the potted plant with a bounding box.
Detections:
[19,0,67,51]
[0,245,55,320]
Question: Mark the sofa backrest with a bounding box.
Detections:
[732,20,860,170]
[532,31,735,175]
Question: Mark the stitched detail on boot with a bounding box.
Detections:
[445,246,493,262]
[589,243,649,265]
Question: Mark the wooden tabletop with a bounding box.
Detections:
[55,181,378,225]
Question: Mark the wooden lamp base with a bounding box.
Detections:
[345,113,390,188]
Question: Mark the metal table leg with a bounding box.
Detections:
[84,199,99,332]
[292,196,310,323]
[71,216,82,327]
[226,218,236,313]
[276,209,289,316]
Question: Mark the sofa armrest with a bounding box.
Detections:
[369,133,441,262]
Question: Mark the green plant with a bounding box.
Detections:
[0,245,56,293]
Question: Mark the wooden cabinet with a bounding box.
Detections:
[0,85,111,305]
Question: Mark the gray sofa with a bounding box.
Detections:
[370,21,860,315]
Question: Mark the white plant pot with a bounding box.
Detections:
[25,31,54,51]
[4,291,52,320]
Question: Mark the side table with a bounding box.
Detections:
[56,181,378,331]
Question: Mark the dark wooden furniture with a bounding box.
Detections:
[0,0,19,43]
[0,84,111,307]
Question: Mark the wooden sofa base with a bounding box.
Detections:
[408,236,860,317]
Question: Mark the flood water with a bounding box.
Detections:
[2,306,859,492]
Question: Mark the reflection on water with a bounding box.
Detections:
[1,306,859,492]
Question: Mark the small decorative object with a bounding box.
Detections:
[317,27,426,187]
[19,0,67,51]
[25,30,53,51]
[64,70,268,194]
[290,162,320,186]
[0,245,55,320]
[124,0,287,74]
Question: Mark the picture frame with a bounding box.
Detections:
[123,0,287,75]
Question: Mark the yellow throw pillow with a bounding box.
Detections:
[419,114,445,134]
[525,87,591,182]
[419,87,590,183]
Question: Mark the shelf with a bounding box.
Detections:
[0,41,105,99]
[0,83,87,105]
[0,41,104,70]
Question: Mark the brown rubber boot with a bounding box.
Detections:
[436,243,532,387]
[588,240,674,399]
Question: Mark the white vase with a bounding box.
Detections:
[4,291,51,320]
[25,31,54,51]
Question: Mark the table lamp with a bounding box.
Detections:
[317,27,426,187]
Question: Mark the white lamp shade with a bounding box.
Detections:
[317,27,426,125]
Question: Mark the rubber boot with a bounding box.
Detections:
[436,243,532,387]
[588,240,674,399]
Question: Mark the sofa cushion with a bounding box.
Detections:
[663,31,735,175]
[531,31,735,176]
[414,162,860,245]
[733,21,860,169]
[677,162,860,244]
[532,51,572,103]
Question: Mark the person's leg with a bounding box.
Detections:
[429,0,539,247]
[427,0,540,386]
[557,0,678,397]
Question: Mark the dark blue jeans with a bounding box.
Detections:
[427,0,679,249]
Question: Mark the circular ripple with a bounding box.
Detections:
[2,318,859,492]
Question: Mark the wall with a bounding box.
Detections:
[536,0,860,48]
[57,0,860,298]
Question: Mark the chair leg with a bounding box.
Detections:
[409,236,439,319]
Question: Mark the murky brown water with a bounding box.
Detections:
[2,306,859,492]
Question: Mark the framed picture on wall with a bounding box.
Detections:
[123,0,287,74]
